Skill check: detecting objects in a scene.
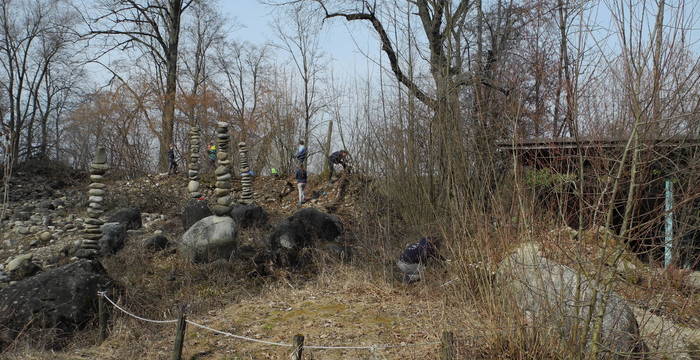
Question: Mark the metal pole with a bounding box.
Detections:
[664,178,673,268]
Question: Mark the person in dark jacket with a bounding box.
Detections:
[396,236,443,283]
[295,166,308,206]
[168,146,178,175]
[327,150,351,182]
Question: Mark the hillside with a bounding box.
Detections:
[0,164,698,359]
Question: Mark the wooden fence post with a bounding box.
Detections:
[292,334,304,360]
[441,331,454,360]
[98,290,107,343]
[172,307,187,360]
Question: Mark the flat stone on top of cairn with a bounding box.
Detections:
[78,146,109,258]
[238,142,254,204]
[210,122,233,216]
[188,126,202,198]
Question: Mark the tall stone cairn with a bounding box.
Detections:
[187,126,202,198]
[211,122,233,216]
[79,146,109,258]
[238,142,254,204]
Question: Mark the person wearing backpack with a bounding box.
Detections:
[396,236,444,283]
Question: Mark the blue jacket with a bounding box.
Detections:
[295,146,307,162]
[399,238,439,264]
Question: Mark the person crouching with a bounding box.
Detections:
[396,236,443,283]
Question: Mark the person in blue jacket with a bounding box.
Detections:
[294,140,307,166]
[396,236,444,283]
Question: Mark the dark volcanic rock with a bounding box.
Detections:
[144,234,170,251]
[107,207,142,230]
[182,199,212,231]
[230,204,268,229]
[268,208,343,267]
[0,260,113,349]
[99,222,127,256]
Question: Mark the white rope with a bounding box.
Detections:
[304,341,441,350]
[98,292,441,351]
[98,291,178,324]
[185,320,293,347]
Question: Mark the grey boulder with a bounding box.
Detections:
[179,215,238,263]
[497,242,646,359]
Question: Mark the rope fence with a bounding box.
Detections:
[96,291,447,359]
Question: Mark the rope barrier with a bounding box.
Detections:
[184,320,293,347]
[98,291,178,324]
[98,291,441,351]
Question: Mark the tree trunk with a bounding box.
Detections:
[160,0,183,171]
[322,119,333,174]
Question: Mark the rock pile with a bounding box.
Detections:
[78,147,109,258]
[187,126,202,199]
[238,141,254,204]
[211,122,233,216]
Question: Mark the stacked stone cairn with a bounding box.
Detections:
[187,126,202,198]
[238,142,254,204]
[210,122,233,216]
[79,146,109,258]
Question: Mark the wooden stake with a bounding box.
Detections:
[172,307,187,360]
[441,331,454,360]
[292,334,304,360]
[98,290,107,343]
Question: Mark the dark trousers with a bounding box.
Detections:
[168,161,177,174]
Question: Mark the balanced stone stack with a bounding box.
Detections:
[238,142,254,204]
[211,122,233,216]
[79,146,109,258]
[187,126,202,198]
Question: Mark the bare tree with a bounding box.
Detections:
[84,0,193,171]
[274,3,327,166]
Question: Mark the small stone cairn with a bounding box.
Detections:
[210,122,233,216]
[79,146,109,258]
[187,126,202,198]
[238,142,254,204]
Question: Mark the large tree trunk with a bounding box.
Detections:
[159,0,183,171]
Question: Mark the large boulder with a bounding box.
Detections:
[107,207,142,230]
[268,208,343,267]
[230,204,268,229]
[99,222,127,256]
[182,199,212,231]
[497,242,646,358]
[179,215,238,263]
[0,260,113,349]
